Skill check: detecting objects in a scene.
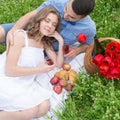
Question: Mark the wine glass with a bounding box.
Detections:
[63,44,70,54]
[46,58,54,65]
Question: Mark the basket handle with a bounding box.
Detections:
[98,37,120,43]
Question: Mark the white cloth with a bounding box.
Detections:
[36,53,86,120]
[0,30,52,111]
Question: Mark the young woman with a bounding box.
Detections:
[0,6,64,120]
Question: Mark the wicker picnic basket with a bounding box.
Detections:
[84,37,120,74]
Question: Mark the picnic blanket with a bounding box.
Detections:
[34,53,85,120]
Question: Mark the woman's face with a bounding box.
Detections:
[40,13,58,36]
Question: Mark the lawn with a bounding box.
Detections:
[0,0,120,120]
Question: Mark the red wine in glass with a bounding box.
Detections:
[63,44,69,54]
[46,58,54,65]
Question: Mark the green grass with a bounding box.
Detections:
[58,73,120,120]
[0,0,44,23]
[0,0,120,120]
[91,0,120,38]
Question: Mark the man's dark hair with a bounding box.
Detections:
[72,0,95,16]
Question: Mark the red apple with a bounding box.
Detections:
[65,83,73,91]
[63,63,71,71]
[50,76,59,85]
[46,58,54,65]
[59,79,67,87]
[77,33,86,43]
[53,84,62,94]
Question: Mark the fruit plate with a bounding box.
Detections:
[49,63,78,94]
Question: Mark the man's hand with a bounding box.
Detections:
[6,31,14,55]
[64,47,79,59]
[64,44,89,59]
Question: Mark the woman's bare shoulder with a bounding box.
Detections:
[13,29,26,46]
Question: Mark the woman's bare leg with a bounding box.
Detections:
[35,99,50,118]
[0,100,50,120]
[0,26,5,43]
[0,107,37,120]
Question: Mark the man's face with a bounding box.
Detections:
[64,0,83,22]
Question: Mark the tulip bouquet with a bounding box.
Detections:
[92,41,120,79]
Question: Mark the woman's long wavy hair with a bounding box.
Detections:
[27,6,61,48]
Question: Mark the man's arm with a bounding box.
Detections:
[6,10,38,53]
[12,0,57,31]
[10,10,38,33]
[7,0,57,42]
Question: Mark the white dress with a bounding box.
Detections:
[0,30,52,111]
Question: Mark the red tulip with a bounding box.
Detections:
[102,56,113,66]
[92,54,104,66]
[106,68,120,79]
[77,33,86,43]
[100,64,109,75]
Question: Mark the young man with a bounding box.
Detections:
[0,0,96,59]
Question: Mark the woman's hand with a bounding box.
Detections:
[49,31,64,46]
[38,61,55,73]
